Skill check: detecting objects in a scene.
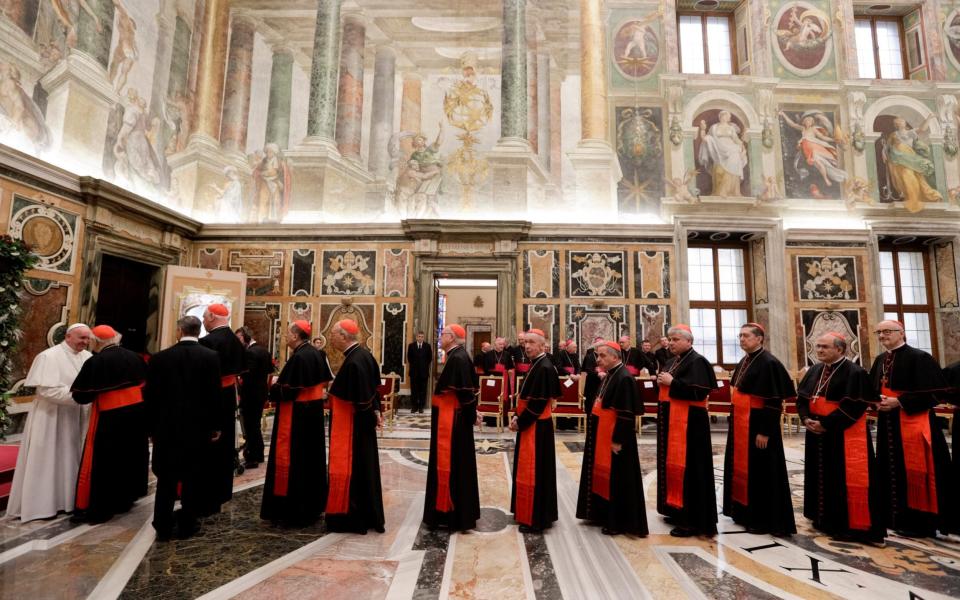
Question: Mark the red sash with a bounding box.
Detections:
[493,364,506,374]
[730,387,766,506]
[326,394,354,514]
[663,384,707,510]
[563,366,575,375]
[514,398,552,525]
[76,384,144,510]
[626,365,639,376]
[883,387,938,513]
[273,383,326,497]
[515,363,530,374]
[221,374,238,388]
[432,391,459,512]
[810,395,872,530]
[591,401,616,500]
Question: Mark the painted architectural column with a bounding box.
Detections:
[399,73,423,157]
[549,65,562,180]
[148,0,178,119]
[579,0,607,142]
[537,52,550,168]
[265,46,295,149]
[527,37,539,152]
[500,0,527,141]
[76,0,115,68]
[335,15,366,161]
[220,16,257,155]
[191,0,231,144]
[306,0,343,143]
[367,46,397,178]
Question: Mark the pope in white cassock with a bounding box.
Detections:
[6,324,92,522]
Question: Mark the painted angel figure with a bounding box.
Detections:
[777,7,829,52]
[779,110,848,189]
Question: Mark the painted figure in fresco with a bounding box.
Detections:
[881,116,942,212]
[698,110,748,197]
[108,0,138,93]
[209,166,243,223]
[776,6,830,52]
[0,62,51,151]
[613,14,661,79]
[50,0,101,49]
[394,124,443,218]
[112,88,161,192]
[779,110,847,192]
[252,143,292,223]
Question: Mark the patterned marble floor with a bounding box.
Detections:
[0,414,958,600]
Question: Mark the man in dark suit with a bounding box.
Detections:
[145,316,221,540]
[407,331,433,413]
[654,335,672,371]
[235,326,274,468]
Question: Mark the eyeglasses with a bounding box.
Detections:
[874,329,903,335]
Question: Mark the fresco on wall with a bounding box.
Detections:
[693,109,750,197]
[611,15,660,80]
[773,1,833,76]
[873,114,942,212]
[778,108,846,199]
[616,106,664,214]
[946,10,960,72]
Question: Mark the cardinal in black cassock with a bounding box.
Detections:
[869,321,953,538]
[581,338,605,415]
[325,319,385,534]
[556,342,581,376]
[424,324,480,530]
[238,327,274,467]
[656,325,718,537]
[797,332,884,542]
[70,325,148,523]
[510,329,560,532]
[942,360,960,535]
[483,339,515,376]
[577,341,647,536]
[199,303,247,514]
[145,316,221,540]
[261,320,333,526]
[722,324,796,536]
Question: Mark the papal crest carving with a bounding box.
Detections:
[322,250,376,295]
[569,251,625,297]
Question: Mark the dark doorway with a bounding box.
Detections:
[96,254,158,354]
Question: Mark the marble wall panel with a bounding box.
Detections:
[934,243,958,308]
[525,304,560,351]
[319,303,375,372]
[243,302,282,360]
[290,250,316,296]
[799,309,862,366]
[228,249,285,297]
[382,249,409,297]
[321,250,377,296]
[524,250,559,298]
[751,238,769,304]
[941,312,960,365]
[381,303,407,379]
[634,250,669,299]
[8,195,79,274]
[197,248,222,270]
[568,251,625,298]
[795,255,859,301]
[11,279,69,390]
[567,304,627,354]
[635,304,671,345]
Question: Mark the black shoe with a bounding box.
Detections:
[518,524,542,534]
[601,527,621,536]
[662,516,676,525]
[894,528,932,538]
[243,461,260,468]
[175,523,200,540]
[669,526,697,537]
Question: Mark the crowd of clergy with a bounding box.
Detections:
[6,304,960,545]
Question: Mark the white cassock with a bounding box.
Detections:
[6,342,91,521]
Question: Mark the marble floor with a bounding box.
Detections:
[1,415,958,600]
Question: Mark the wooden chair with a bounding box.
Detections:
[512,375,525,411]
[553,375,586,432]
[377,373,399,434]
[935,403,955,432]
[707,377,732,421]
[781,399,802,434]
[636,376,659,434]
[477,375,507,432]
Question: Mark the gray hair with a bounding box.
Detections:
[667,326,693,342]
[178,316,201,337]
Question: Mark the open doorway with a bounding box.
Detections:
[95,254,159,355]
[435,276,498,364]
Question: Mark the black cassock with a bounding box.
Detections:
[325,343,385,534]
[240,342,273,464]
[942,361,960,534]
[260,342,333,525]
[424,345,480,530]
[869,345,953,536]
[658,348,717,534]
[797,359,884,541]
[576,362,647,535]
[581,349,601,414]
[482,349,514,376]
[722,348,796,535]
[511,353,560,530]
[556,350,581,376]
[144,340,221,534]
[199,325,247,511]
[71,345,149,520]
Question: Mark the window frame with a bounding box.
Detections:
[687,241,754,368]
[854,15,909,80]
[677,11,739,75]
[879,244,938,360]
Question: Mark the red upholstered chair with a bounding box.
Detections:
[636,376,658,435]
[552,375,585,432]
[781,399,801,434]
[377,374,399,434]
[708,377,733,421]
[477,375,507,432]
[935,403,955,432]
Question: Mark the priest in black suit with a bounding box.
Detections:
[406,331,433,413]
[236,326,274,467]
[145,316,221,540]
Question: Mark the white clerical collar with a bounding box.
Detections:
[829,356,846,365]
[888,342,906,351]
[180,336,199,342]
